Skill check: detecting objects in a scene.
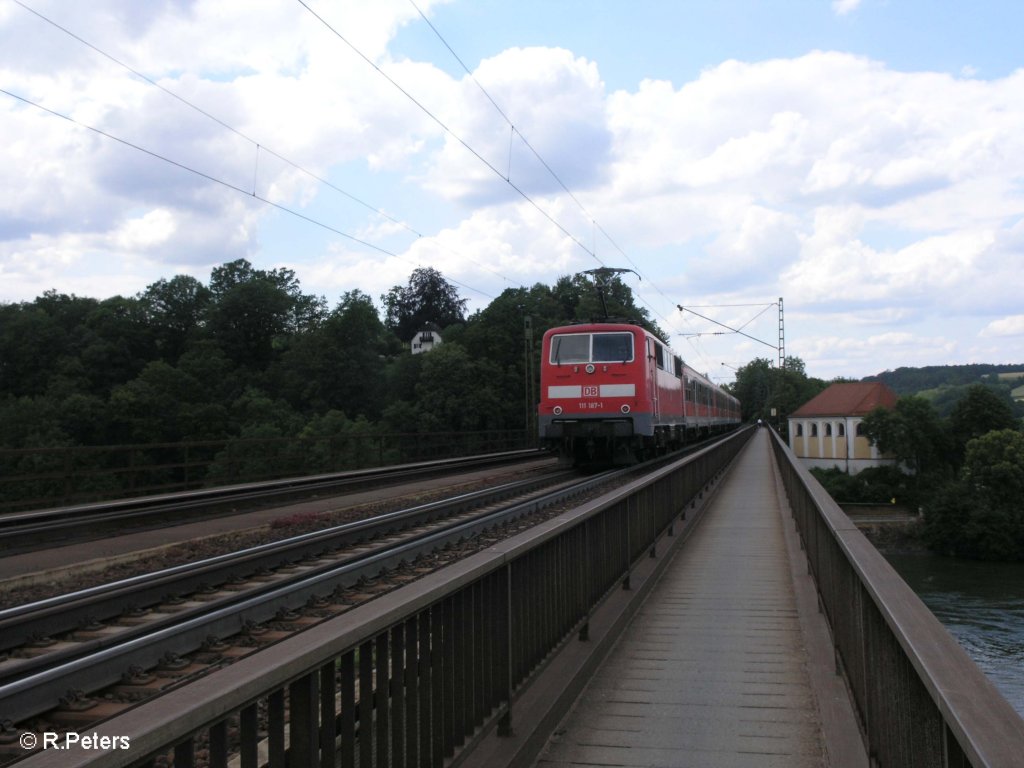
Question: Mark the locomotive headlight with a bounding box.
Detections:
[553,406,563,415]
[585,364,595,374]
[621,405,631,414]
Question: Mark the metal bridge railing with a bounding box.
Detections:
[768,427,1024,768]
[16,429,753,768]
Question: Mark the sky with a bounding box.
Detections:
[2,0,1023,383]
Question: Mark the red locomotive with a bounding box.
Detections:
[537,321,741,464]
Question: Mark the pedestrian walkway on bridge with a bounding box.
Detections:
[532,429,867,768]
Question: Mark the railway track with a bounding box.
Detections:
[0,449,543,555]
[1,463,631,732]
[0,434,732,767]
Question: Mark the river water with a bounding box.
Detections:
[884,552,1024,718]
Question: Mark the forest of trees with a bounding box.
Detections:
[0,262,661,505]
[864,363,1024,395]
[5,260,1021,560]
[723,356,829,428]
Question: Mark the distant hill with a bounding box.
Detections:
[862,364,1024,395]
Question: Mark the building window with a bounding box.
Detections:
[856,422,866,437]
[825,423,833,437]
[838,423,845,437]
[811,423,818,437]
[795,423,803,437]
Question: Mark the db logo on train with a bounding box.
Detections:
[583,386,599,397]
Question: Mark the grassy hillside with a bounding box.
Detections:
[862,364,1024,419]
[863,364,1024,395]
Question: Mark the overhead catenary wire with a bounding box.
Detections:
[0,86,495,302]
[677,303,778,351]
[10,0,516,292]
[22,0,684,342]
[404,0,715,363]
[408,1,617,255]
[734,302,776,333]
[297,0,605,270]
[10,1,402,233]
[12,0,762,376]
[412,0,596,222]
[684,303,779,308]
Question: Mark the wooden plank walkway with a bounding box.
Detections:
[533,429,865,768]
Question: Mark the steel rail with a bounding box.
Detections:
[0,448,544,553]
[8,427,752,768]
[0,468,575,651]
[0,462,630,725]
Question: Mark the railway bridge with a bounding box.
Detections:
[15,427,1024,768]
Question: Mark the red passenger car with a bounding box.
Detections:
[537,321,741,464]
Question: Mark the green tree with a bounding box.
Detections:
[56,393,110,446]
[297,410,378,471]
[34,289,98,331]
[215,280,290,367]
[226,387,304,436]
[729,358,774,422]
[413,343,505,432]
[209,260,325,331]
[140,275,212,361]
[0,394,68,449]
[382,352,426,411]
[729,356,825,425]
[458,284,566,432]
[0,394,81,505]
[274,290,391,418]
[0,292,103,397]
[962,429,1024,508]
[77,296,156,394]
[460,285,556,370]
[811,465,919,507]
[203,388,307,484]
[382,267,468,343]
[108,361,203,443]
[206,260,325,369]
[924,430,1024,560]
[551,272,662,335]
[176,340,241,407]
[948,384,1019,461]
[0,303,64,396]
[861,395,950,477]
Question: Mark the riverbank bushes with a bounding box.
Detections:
[820,390,1024,561]
[923,429,1024,560]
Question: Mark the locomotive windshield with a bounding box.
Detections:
[550,332,633,364]
[593,333,633,361]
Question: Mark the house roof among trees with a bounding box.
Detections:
[791,382,897,418]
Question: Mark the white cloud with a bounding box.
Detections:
[785,222,996,306]
[794,331,958,374]
[423,46,611,204]
[832,0,863,16]
[2,6,1024,379]
[980,315,1024,338]
[115,209,177,250]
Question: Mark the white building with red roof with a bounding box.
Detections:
[788,382,898,474]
